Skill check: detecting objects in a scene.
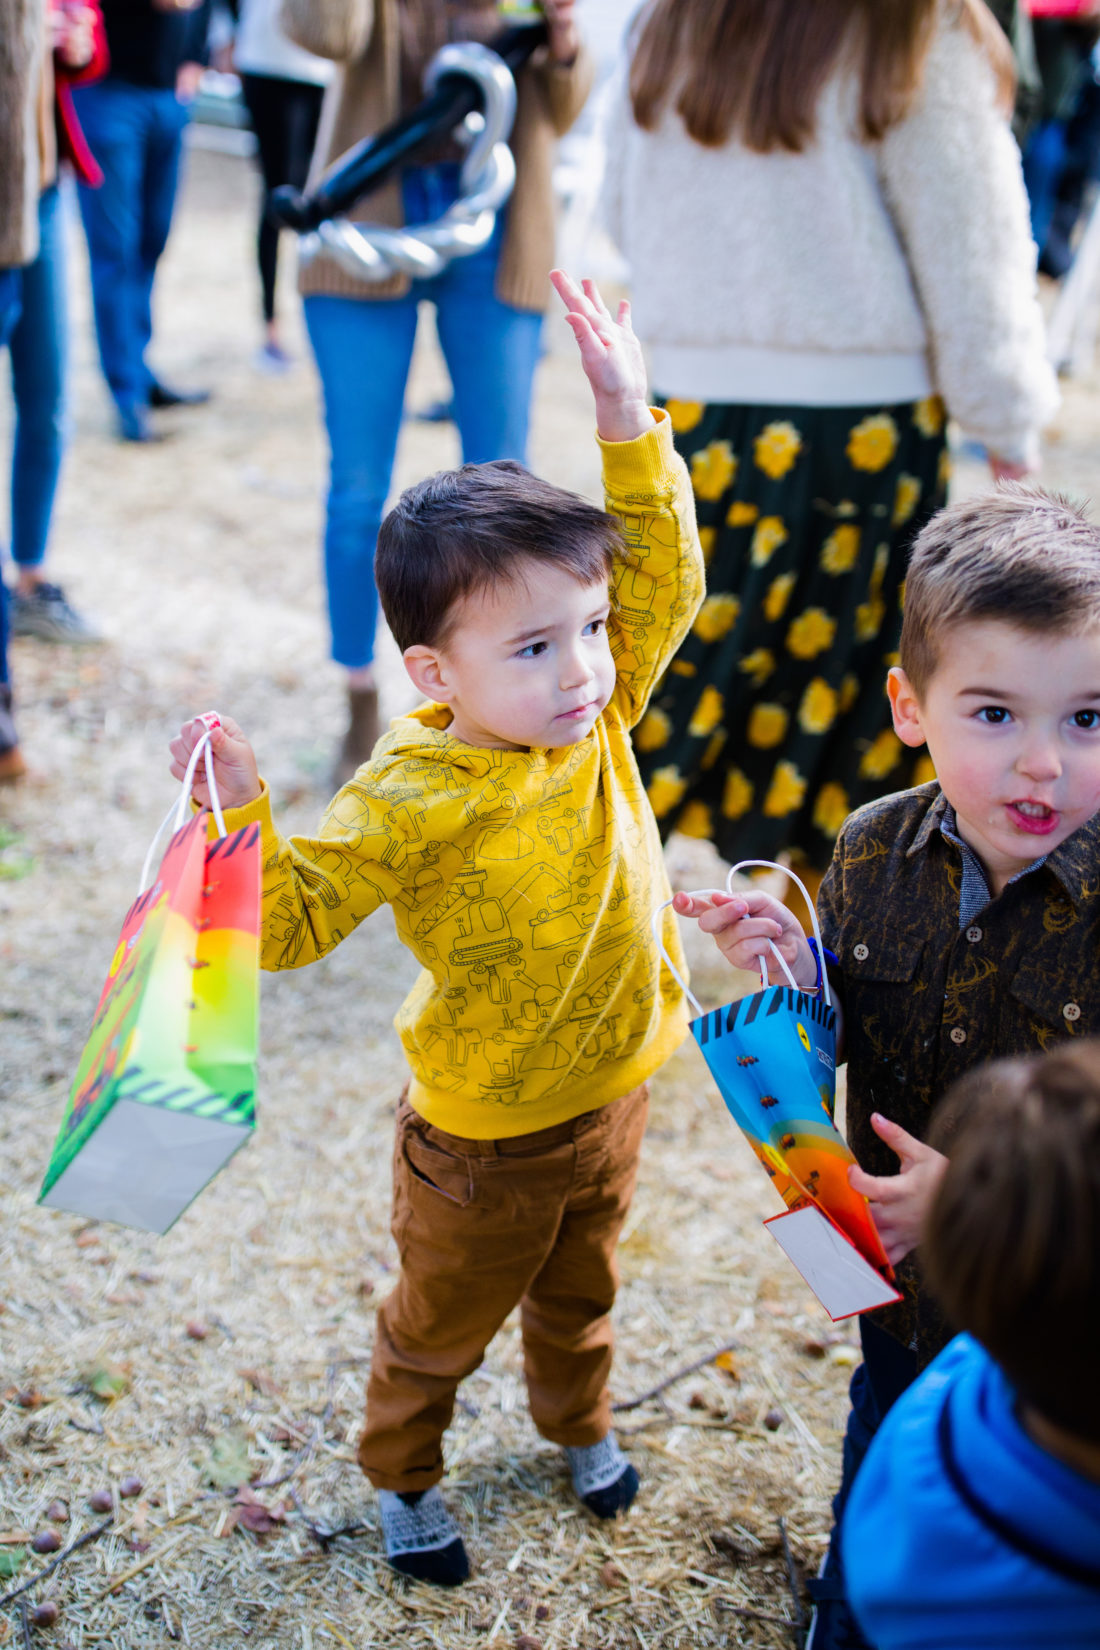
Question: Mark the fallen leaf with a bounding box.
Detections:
[0,1548,26,1579]
[238,1368,283,1399]
[714,1351,740,1381]
[199,1429,253,1490]
[81,1360,131,1401]
[233,1487,287,1537]
[598,1561,624,1588]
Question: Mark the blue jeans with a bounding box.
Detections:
[0,267,24,712]
[72,78,190,416]
[304,164,543,669]
[10,185,67,569]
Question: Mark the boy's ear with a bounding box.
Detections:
[887,666,926,748]
[403,644,454,704]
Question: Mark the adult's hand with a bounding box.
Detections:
[53,2,96,68]
[543,0,579,65]
[989,453,1031,482]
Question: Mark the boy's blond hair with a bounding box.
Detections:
[900,485,1100,697]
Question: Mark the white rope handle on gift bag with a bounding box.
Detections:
[138,725,227,894]
[650,857,831,1017]
[725,860,832,1010]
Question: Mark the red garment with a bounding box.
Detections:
[53,1,110,188]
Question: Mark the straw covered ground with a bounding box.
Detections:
[3,141,1099,1650]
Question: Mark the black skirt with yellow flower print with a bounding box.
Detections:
[634,396,949,869]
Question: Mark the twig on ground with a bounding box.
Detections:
[18,1598,31,1650]
[289,1486,369,1551]
[0,1517,114,1606]
[613,1342,741,1412]
[719,1603,797,1628]
[778,1517,806,1642]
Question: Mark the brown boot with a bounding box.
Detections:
[333,684,381,787]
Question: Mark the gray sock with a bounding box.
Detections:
[378,1487,459,1560]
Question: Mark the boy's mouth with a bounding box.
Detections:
[555,700,597,722]
[1005,799,1060,835]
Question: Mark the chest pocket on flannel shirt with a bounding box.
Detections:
[1007,957,1089,1040]
[837,929,925,989]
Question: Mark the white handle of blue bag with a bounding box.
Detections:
[138,726,227,894]
[651,858,831,1015]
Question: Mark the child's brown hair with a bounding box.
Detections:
[924,1041,1100,1442]
[375,461,623,653]
[900,485,1100,698]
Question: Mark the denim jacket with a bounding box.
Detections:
[818,782,1100,1360]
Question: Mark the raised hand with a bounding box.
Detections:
[169,713,262,812]
[550,269,655,443]
[847,1114,948,1266]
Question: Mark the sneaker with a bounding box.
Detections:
[11,582,102,644]
[254,341,293,374]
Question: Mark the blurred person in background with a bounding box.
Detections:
[603,0,1058,911]
[1021,3,1100,272]
[0,0,45,779]
[280,0,592,781]
[215,0,331,372]
[71,0,212,444]
[8,0,108,648]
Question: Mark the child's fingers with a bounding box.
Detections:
[869,1113,926,1166]
[582,277,613,322]
[848,1163,906,1203]
[616,297,633,331]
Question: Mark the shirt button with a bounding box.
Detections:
[853,943,869,961]
[1063,1003,1082,1022]
[966,926,982,943]
[949,1026,966,1045]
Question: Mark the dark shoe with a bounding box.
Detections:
[118,404,164,444]
[0,683,23,781]
[11,581,102,644]
[148,380,212,409]
[333,684,381,787]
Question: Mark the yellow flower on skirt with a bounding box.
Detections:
[838,673,860,713]
[847,414,899,473]
[691,440,738,501]
[859,729,904,780]
[751,515,789,567]
[738,646,776,686]
[820,524,861,575]
[813,782,850,839]
[763,573,796,622]
[666,399,705,434]
[723,767,754,819]
[693,592,741,643]
[892,473,921,527]
[913,395,945,438]
[699,526,717,565]
[748,703,789,748]
[854,596,885,642]
[677,799,713,839]
[786,607,837,660]
[701,729,727,770]
[753,420,803,480]
[763,760,808,817]
[798,677,838,734]
[647,765,688,818]
[670,658,697,677]
[689,684,725,738]
[634,705,672,753]
[726,500,759,528]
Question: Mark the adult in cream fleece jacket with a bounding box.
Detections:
[601,9,1057,470]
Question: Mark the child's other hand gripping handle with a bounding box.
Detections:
[169,714,262,813]
[671,888,819,989]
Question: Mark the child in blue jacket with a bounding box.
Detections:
[843,1041,1100,1648]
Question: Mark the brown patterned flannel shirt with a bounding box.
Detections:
[818,781,1100,1363]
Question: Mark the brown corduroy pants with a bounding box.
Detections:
[359,1084,649,1493]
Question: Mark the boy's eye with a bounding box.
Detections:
[1073,709,1100,729]
[517,641,547,659]
[583,618,606,637]
[976,706,1010,724]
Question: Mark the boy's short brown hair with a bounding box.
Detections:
[375,461,623,653]
[925,1042,1100,1442]
[900,485,1100,697]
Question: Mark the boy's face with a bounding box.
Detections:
[889,620,1100,894]
[404,560,616,751]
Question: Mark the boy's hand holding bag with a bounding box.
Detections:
[658,863,900,1322]
[39,720,261,1234]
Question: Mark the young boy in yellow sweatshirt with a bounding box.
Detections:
[169,272,704,1585]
